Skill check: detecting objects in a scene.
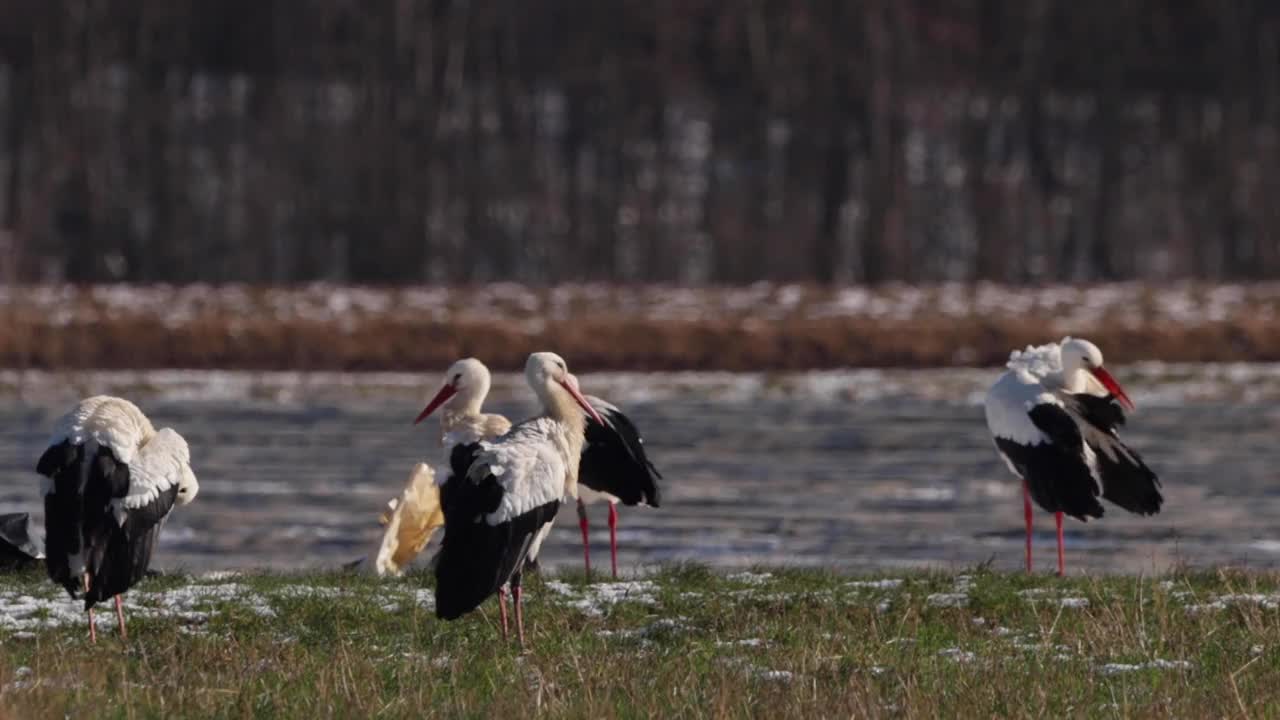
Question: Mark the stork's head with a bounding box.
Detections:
[1061,338,1135,412]
[177,464,200,505]
[414,357,491,424]
[525,352,604,424]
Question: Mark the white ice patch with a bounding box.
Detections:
[938,648,976,663]
[1017,588,1089,608]
[927,593,969,608]
[596,617,691,640]
[0,590,119,632]
[1184,593,1280,614]
[715,638,767,648]
[545,580,659,617]
[271,585,344,600]
[132,582,277,620]
[726,571,773,586]
[1099,659,1193,675]
[845,579,904,590]
[752,669,795,683]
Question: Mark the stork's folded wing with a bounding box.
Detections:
[373,463,444,576]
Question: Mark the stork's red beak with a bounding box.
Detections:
[1089,366,1136,413]
[414,385,457,424]
[559,378,604,425]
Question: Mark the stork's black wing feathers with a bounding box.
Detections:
[38,440,86,596]
[1069,393,1128,434]
[1065,394,1163,516]
[82,484,178,608]
[1006,403,1106,521]
[580,405,662,507]
[440,442,499,517]
[435,455,559,620]
[39,441,155,607]
[0,513,42,571]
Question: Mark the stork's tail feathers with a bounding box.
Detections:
[1099,452,1163,516]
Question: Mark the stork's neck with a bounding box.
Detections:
[441,404,482,430]
[541,385,587,493]
[439,407,510,447]
[1058,366,1086,393]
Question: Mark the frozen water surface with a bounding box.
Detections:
[1,366,1279,573]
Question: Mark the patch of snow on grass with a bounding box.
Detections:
[1185,593,1280,614]
[727,571,773,586]
[134,582,276,619]
[927,593,969,608]
[845,579,903,590]
[545,580,659,617]
[1057,597,1090,608]
[272,585,344,600]
[938,648,976,663]
[753,669,795,683]
[715,638,767,648]
[1099,659,1193,675]
[412,589,436,610]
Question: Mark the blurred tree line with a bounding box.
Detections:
[1,0,1279,285]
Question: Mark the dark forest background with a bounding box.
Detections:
[2,0,1279,285]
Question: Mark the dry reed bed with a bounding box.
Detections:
[4,283,1280,370]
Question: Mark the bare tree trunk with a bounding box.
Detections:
[860,0,896,284]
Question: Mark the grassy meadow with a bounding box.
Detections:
[1,565,1278,718]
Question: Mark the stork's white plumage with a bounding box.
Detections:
[370,359,512,577]
[400,359,663,581]
[36,396,198,641]
[434,352,603,645]
[984,338,1161,576]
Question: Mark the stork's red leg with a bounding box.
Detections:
[83,572,96,644]
[576,498,592,578]
[608,503,619,579]
[514,584,526,649]
[498,586,510,641]
[1055,511,1065,577]
[1022,480,1034,574]
[114,595,127,641]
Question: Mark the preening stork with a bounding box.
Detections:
[407,359,663,581]
[434,352,603,645]
[984,338,1162,576]
[36,396,199,641]
[370,359,512,577]
[576,393,662,579]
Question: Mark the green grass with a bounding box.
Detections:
[2,565,1280,718]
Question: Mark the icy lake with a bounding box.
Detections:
[2,364,1279,574]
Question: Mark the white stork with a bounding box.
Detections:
[409,359,663,581]
[434,352,603,645]
[369,359,512,577]
[575,392,663,579]
[984,338,1162,576]
[36,396,199,641]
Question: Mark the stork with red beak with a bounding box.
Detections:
[369,360,513,577]
[414,358,512,449]
[434,352,604,646]
[984,337,1163,576]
